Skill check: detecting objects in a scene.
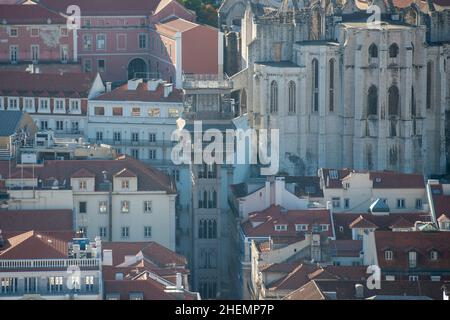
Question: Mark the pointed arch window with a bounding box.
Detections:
[270,81,278,113]
[312,59,319,112]
[389,43,399,58]
[367,85,378,116]
[369,43,378,58]
[388,85,400,116]
[426,61,433,109]
[288,81,296,113]
[329,59,335,112]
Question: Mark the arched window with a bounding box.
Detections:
[367,85,378,116]
[389,43,399,58]
[270,81,278,113]
[312,59,319,112]
[369,43,378,58]
[388,86,400,116]
[411,86,416,117]
[240,89,247,114]
[288,81,296,113]
[329,59,335,112]
[426,61,433,109]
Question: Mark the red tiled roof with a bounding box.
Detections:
[329,240,363,258]
[114,168,137,178]
[0,209,73,232]
[241,205,333,240]
[0,156,177,193]
[430,185,450,219]
[156,17,198,36]
[389,217,416,229]
[92,82,182,103]
[38,0,162,16]
[0,230,72,259]
[369,172,425,189]
[349,215,378,229]
[70,168,95,178]
[0,71,98,98]
[320,168,353,189]
[0,4,66,24]
[437,214,450,222]
[375,231,450,271]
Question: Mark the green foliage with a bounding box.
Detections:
[177,0,219,27]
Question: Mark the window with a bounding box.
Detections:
[426,61,433,109]
[367,85,378,116]
[312,59,319,112]
[117,33,127,50]
[96,131,103,141]
[96,34,106,50]
[131,107,140,117]
[408,251,417,268]
[329,59,335,111]
[79,201,87,213]
[149,149,156,160]
[78,227,87,236]
[430,250,438,261]
[94,106,104,115]
[320,224,329,231]
[121,201,130,213]
[39,99,49,111]
[24,277,37,293]
[168,108,179,118]
[388,85,399,116]
[198,219,217,239]
[55,99,65,112]
[131,149,139,159]
[415,199,422,209]
[144,226,152,238]
[113,107,123,116]
[24,98,34,111]
[99,201,107,213]
[85,276,94,292]
[97,59,105,72]
[121,226,129,238]
[275,224,287,231]
[344,198,350,209]
[121,180,130,189]
[56,120,64,131]
[148,108,160,117]
[8,97,18,110]
[47,277,63,292]
[70,100,80,112]
[144,201,152,213]
[385,250,393,260]
[409,275,418,282]
[60,45,68,62]
[60,27,68,37]
[295,224,308,231]
[83,34,92,50]
[411,86,416,117]
[131,132,139,142]
[99,227,107,238]
[10,45,18,63]
[389,43,399,58]
[369,43,378,58]
[270,81,278,113]
[40,120,48,130]
[83,59,92,72]
[288,81,296,113]
[9,28,18,37]
[397,199,405,209]
[149,133,156,143]
[1,278,17,293]
[113,131,121,142]
[139,33,147,49]
[31,28,39,37]
[332,197,341,208]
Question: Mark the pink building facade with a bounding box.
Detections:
[0,0,222,86]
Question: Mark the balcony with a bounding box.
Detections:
[0,258,101,270]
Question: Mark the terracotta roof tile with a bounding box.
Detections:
[0,209,73,232]
[0,4,66,24]
[349,215,379,229]
[114,168,137,178]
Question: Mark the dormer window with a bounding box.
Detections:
[79,180,87,190]
[385,250,393,261]
[320,224,329,231]
[8,97,18,110]
[408,251,417,268]
[275,224,287,231]
[429,250,438,261]
[70,100,80,112]
[121,180,130,189]
[295,224,308,232]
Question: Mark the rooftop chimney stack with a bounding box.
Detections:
[355,283,364,299]
[163,83,173,98]
[127,78,143,90]
[147,79,161,91]
[176,272,183,290]
[103,249,113,266]
[106,82,112,92]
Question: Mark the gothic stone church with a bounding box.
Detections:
[220,0,450,176]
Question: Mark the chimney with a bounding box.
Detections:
[176,272,183,290]
[274,177,285,206]
[264,180,271,208]
[127,78,143,90]
[106,82,112,92]
[163,83,173,98]
[355,284,364,299]
[147,79,161,91]
[103,249,113,266]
